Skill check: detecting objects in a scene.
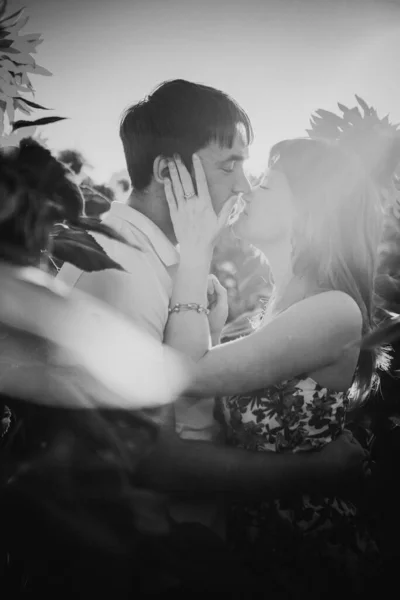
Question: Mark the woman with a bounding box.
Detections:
[163,138,388,596]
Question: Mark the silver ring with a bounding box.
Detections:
[183,191,196,200]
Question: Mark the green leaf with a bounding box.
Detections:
[12,115,67,131]
[13,96,51,110]
[51,228,125,272]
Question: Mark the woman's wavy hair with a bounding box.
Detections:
[268,137,389,404]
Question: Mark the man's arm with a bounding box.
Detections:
[136,428,365,501]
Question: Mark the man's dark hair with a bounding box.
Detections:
[119,79,253,190]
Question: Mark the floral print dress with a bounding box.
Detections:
[216,376,379,596]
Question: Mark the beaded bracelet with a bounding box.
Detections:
[168,302,210,315]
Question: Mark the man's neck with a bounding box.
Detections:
[127,189,177,245]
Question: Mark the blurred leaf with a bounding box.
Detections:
[58,149,88,175]
[0,45,26,55]
[0,0,7,20]
[338,102,350,113]
[0,38,13,48]
[12,116,67,131]
[51,228,125,272]
[30,64,52,77]
[308,115,341,139]
[344,106,363,126]
[0,263,191,410]
[355,95,372,116]
[0,7,25,26]
[315,109,344,127]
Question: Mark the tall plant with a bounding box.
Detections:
[0,0,65,144]
[307,95,400,316]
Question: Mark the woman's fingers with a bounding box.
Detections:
[217,196,238,230]
[167,160,185,206]
[207,275,215,295]
[174,155,195,198]
[163,178,178,215]
[212,276,228,302]
[192,153,213,208]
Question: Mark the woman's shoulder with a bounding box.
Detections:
[263,289,363,370]
[299,289,362,328]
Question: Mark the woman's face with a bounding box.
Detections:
[232,168,295,246]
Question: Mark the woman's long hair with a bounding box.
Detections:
[268,138,389,404]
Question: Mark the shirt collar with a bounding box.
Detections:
[107,202,179,267]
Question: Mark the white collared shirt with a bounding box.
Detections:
[57,202,218,442]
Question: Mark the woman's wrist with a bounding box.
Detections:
[179,244,213,268]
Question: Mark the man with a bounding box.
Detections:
[58,78,364,511]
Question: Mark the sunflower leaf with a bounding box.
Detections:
[13,97,51,110]
[51,228,126,272]
[12,116,67,131]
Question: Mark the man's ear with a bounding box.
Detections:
[153,155,169,184]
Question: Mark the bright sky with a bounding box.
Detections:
[15,0,400,184]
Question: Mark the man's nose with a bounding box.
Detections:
[233,170,252,195]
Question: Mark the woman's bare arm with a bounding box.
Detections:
[186,291,362,397]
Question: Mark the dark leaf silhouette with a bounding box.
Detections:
[51,228,125,272]
[0,0,7,20]
[13,97,51,110]
[58,149,88,175]
[74,217,140,249]
[12,116,67,131]
[0,38,13,48]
